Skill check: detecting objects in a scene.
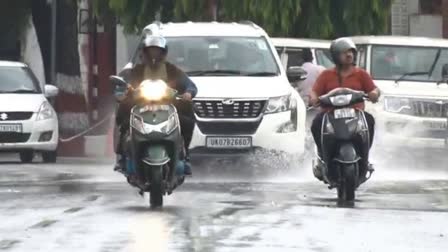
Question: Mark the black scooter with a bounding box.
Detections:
[110,76,187,207]
[313,88,374,202]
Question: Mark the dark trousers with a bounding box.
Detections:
[114,99,195,156]
[311,111,375,157]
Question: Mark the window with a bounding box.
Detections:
[0,67,41,93]
[357,45,367,69]
[371,45,448,82]
[419,0,441,15]
[315,49,334,68]
[285,48,304,68]
[160,36,280,76]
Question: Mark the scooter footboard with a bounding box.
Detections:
[333,143,360,164]
[142,144,170,166]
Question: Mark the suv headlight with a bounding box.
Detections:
[36,101,55,121]
[384,97,412,114]
[265,95,291,114]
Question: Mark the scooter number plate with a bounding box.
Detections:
[334,108,356,119]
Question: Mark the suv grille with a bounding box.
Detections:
[0,133,31,143]
[411,100,448,118]
[0,112,33,121]
[194,100,267,119]
[197,121,262,135]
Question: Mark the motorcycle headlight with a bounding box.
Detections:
[330,94,352,107]
[140,80,168,101]
[384,97,412,114]
[36,101,55,121]
[265,95,291,114]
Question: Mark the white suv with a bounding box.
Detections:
[350,36,448,148]
[119,22,306,157]
[0,61,59,162]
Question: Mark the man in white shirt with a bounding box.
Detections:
[298,48,325,105]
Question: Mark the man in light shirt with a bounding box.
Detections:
[298,48,326,105]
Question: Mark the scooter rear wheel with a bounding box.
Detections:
[150,166,163,208]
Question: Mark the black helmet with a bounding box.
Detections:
[330,37,357,65]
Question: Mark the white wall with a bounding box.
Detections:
[116,25,140,73]
[410,15,443,38]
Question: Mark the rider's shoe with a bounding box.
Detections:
[184,154,192,176]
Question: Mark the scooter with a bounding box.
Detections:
[110,76,187,207]
[312,88,374,202]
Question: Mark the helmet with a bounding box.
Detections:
[330,37,357,65]
[143,35,167,52]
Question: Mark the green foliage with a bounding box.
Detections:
[96,0,394,38]
[0,0,32,47]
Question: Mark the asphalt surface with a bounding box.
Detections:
[0,148,448,252]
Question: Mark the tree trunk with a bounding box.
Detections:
[54,0,89,135]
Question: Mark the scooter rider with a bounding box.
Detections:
[309,38,380,177]
[114,35,197,175]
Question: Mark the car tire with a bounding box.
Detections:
[42,151,57,163]
[19,151,34,163]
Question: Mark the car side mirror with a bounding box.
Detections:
[44,85,59,98]
[287,66,307,86]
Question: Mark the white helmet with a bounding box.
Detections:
[143,35,167,51]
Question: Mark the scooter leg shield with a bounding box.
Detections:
[143,144,170,166]
[334,143,360,164]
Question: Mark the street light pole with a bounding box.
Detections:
[50,0,57,85]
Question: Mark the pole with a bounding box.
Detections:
[50,0,57,85]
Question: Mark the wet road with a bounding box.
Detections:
[1,149,448,252]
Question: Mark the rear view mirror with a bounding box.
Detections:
[287,66,308,85]
[109,75,127,88]
[44,85,59,98]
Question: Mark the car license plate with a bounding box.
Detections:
[0,124,22,133]
[206,137,252,149]
[334,108,356,119]
[424,121,448,130]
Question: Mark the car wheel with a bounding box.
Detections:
[19,151,34,163]
[42,151,57,163]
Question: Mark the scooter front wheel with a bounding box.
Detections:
[149,166,164,208]
[337,163,358,202]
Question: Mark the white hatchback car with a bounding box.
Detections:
[119,22,306,157]
[0,61,59,163]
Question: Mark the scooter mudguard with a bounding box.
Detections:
[333,143,360,164]
[142,144,170,166]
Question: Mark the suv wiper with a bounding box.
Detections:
[395,72,429,84]
[4,89,38,94]
[244,72,279,76]
[186,70,243,76]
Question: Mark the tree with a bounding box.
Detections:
[99,0,393,38]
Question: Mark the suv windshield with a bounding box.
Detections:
[371,45,448,82]
[0,66,40,94]
[164,37,280,76]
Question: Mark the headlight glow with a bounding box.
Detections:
[140,80,168,101]
[384,97,412,113]
[265,95,291,114]
[36,101,55,121]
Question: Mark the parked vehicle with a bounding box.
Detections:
[350,36,448,148]
[313,88,374,202]
[118,22,307,160]
[110,76,187,207]
[0,61,59,163]
[271,38,334,70]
